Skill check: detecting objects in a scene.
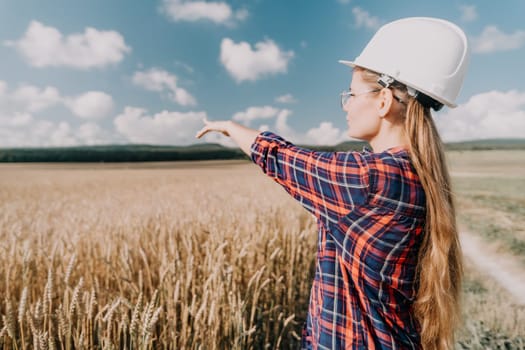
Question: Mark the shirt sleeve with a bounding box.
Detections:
[250,131,370,225]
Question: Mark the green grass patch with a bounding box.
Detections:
[457,265,525,349]
[452,174,525,264]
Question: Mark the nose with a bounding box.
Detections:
[343,101,350,113]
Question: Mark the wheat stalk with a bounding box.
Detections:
[103,298,121,339]
[43,268,53,334]
[64,254,76,287]
[69,278,83,319]
[4,299,17,344]
[56,306,67,346]
[0,324,7,340]
[143,306,162,347]
[38,330,48,350]
[18,286,28,350]
[130,291,142,343]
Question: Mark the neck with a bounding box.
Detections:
[369,125,409,153]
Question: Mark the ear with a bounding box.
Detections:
[376,88,394,118]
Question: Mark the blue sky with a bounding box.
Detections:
[0,0,524,147]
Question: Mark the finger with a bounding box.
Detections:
[195,127,209,139]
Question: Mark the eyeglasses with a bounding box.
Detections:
[340,88,380,109]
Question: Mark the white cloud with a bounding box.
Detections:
[11,113,33,127]
[264,110,348,145]
[220,38,294,82]
[0,112,34,128]
[48,122,76,146]
[235,8,249,22]
[202,106,295,146]
[472,26,525,53]
[232,106,279,125]
[4,21,131,69]
[11,85,61,112]
[435,90,525,141]
[0,115,114,147]
[267,111,349,146]
[173,88,196,107]
[229,105,349,146]
[0,81,61,115]
[258,124,270,132]
[76,122,115,145]
[274,109,295,140]
[0,83,56,115]
[174,60,195,74]
[229,105,298,141]
[161,0,248,25]
[114,106,206,145]
[200,106,298,147]
[352,7,381,30]
[305,122,347,145]
[132,68,196,106]
[0,81,115,147]
[459,5,477,22]
[275,94,296,104]
[0,80,113,120]
[64,91,114,119]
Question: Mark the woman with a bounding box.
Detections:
[196,17,470,350]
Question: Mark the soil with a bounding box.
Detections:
[460,230,525,305]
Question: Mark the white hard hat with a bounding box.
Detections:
[339,17,470,110]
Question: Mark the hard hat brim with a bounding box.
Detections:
[338,60,356,68]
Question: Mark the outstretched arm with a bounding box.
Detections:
[196,119,369,226]
[195,118,259,156]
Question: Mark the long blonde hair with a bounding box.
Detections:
[357,67,463,349]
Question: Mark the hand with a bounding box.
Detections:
[195,118,232,139]
[195,118,259,156]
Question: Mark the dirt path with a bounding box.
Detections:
[460,230,525,305]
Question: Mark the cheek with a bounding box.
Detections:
[346,106,368,129]
[346,112,380,138]
[347,115,367,135]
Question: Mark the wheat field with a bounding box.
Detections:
[1,154,524,349]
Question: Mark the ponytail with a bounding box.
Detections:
[405,99,463,350]
[358,67,463,349]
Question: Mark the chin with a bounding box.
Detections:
[347,130,362,140]
[347,131,368,143]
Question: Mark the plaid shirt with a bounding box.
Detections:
[250,131,426,350]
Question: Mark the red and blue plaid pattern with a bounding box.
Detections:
[251,131,426,349]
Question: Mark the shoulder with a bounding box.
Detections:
[363,147,413,173]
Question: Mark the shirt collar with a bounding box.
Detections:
[362,145,409,154]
